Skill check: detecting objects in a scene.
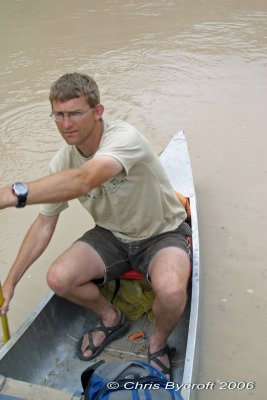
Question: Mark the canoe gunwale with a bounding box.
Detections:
[181,192,200,400]
[159,130,200,400]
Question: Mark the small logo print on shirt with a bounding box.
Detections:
[84,177,127,200]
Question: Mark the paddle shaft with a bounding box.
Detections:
[0,282,11,343]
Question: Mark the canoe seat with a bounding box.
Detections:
[119,270,144,280]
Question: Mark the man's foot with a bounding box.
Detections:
[77,310,129,361]
[148,345,172,380]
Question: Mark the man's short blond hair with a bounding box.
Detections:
[49,73,100,107]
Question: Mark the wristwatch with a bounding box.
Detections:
[11,182,29,208]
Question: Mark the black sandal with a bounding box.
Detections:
[148,345,172,380]
[77,311,130,361]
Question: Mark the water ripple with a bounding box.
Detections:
[0,102,63,184]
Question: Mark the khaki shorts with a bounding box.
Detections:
[77,222,192,283]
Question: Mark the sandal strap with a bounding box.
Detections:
[148,344,169,359]
[86,331,97,354]
[96,311,124,336]
[148,345,171,376]
[83,311,124,353]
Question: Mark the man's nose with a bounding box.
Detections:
[62,115,74,128]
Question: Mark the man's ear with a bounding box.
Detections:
[94,103,104,120]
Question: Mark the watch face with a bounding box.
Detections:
[12,182,28,208]
[14,182,28,195]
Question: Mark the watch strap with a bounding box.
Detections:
[11,183,28,208]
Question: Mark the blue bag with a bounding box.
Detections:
[81,359,183,399]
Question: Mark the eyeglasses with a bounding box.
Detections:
[50,107,94,122]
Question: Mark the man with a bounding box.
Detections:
[0,73,191,379]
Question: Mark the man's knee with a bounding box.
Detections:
[46,262,68,296]
[154,281,187,307]
[150,270,188,306]
[46,241,106,297]
[149,247,190,304]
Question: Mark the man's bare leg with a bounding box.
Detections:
[46,240,122,358]
[148,247,191,377]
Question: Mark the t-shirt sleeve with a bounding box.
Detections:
[94,125,147,175]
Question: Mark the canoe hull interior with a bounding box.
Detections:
[0,293,191,393]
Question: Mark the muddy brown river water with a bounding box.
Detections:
[0,1,266,399]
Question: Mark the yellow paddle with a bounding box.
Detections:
[0,281,11,343]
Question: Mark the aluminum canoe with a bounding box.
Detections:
[0,130,200,400]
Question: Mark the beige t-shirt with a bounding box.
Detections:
[40,120,186,241]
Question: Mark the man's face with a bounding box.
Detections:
[51,96,103,149]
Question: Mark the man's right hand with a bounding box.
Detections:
[0,282,14,316]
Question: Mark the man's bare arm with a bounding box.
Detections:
[0,213,59,314]
[0,156,123,209]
